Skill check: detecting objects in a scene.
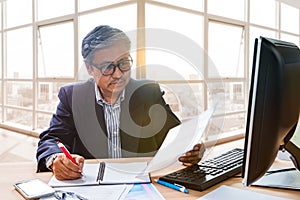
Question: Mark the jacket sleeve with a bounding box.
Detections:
[36,85,77,172]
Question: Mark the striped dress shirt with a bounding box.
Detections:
[94,83,124,158]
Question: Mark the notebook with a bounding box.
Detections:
[48,162,150,187]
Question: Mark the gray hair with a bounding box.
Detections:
[81,25,131,64]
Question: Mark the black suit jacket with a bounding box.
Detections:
[36,78,180,172]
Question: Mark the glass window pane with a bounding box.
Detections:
[5,0,32,28]
[160,83,204,120]
[78,0,130,12]
[37,113,52,130]
[146,4,203,51]
[208,22,245,78]
[37,0,74,21]
[5,81,33,108]
[280,33,299,46]
[78,5,137,42]
[6,27,33,79]
[38,21,74,78]
[208,0,245,21]
[0,3,2,30]
[5,108,32,129]
[0,33,2,76]
[0,81,2,105]
[206,82,245,134]
[151,0,203,12]
[208,82,246,113]
[207,113,245,140]
[37,82,67,112]
[250,0,277,28]
[249,26,276,76]
[145,50,203,81]
[78,5,137,78]
[281,3,299,34]
[145,4,204,80]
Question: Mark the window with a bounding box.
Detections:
[39,84,49,101]
[280,33,300,46]
[232,83,243,101]
[5,0,32,28]
[5,81,32,108]
[78,0,131,12]
[145,3,205,121]
[5,108,33,128]
[0,81,2,105]
[281,3,299,34]
[145,4,204,52]
[208,0,245,21]
[208,21,245,78]
[6,27,33,79]
[151,0,203,12]
[37,113,52,130]
[160,83,204,120]
[250,0,277,28]
[37,0,74,21]
[0,33,2,77]
[0,3,2,31]
[249,26,276,75]
[37,82,65,112]
[37,21,74,78]
[0,0,299,141]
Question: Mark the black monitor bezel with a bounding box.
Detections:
[243,36,300,187]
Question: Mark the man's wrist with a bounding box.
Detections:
[45,154,58,171]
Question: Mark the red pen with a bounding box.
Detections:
[56,141,77,164]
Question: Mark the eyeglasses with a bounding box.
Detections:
[54,190,88,200]
[91,56,133,76]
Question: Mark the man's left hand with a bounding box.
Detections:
[178,143,205,165]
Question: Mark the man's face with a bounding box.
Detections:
[87,43,131,99]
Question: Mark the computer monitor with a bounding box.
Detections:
[242,36,300,188]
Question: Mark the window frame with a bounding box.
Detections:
[0,0,298,144]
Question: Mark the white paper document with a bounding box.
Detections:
[144,106,215,173]
[101,162,150,184]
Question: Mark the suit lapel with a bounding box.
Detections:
[72,80,108,158]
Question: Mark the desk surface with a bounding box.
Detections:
[2,140,300,200]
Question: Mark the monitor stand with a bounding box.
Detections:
[253,168,300,190]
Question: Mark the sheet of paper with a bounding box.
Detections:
[40,185,133,200]
[144,106,215,173]
[196,185,290,200]
[101,162,150,184]
[48,163,100,187]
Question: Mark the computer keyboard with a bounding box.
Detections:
[159,148,244,191]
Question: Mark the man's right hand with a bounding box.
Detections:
[51,153,85,180]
